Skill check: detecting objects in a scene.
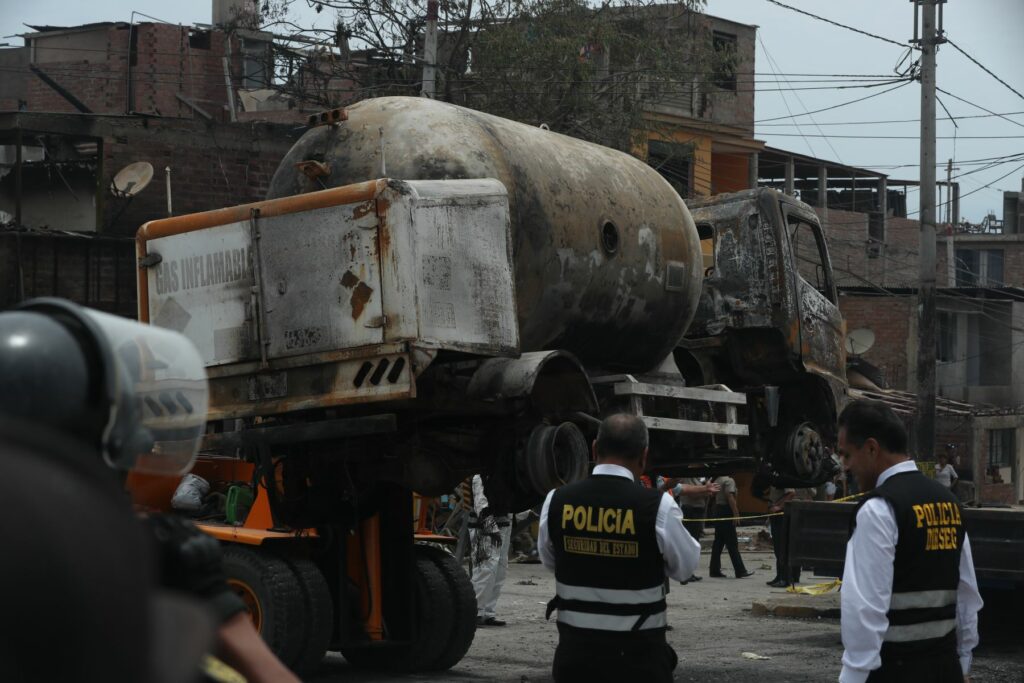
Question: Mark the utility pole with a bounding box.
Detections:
[914,0,944,459]
[421,0,438,99]
[945,158,959,286]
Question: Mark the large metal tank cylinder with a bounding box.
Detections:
[267,97,702,373]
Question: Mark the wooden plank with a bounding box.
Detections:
[615,382,747,405]
[641,416,749,437]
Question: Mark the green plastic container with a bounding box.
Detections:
[225,485,255,526]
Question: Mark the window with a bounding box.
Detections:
[712,32,737,91]
[937,311,957,362]
[956,248,1004,287]
[648,140,692,198]
[787,214,835,302]
[988,428,1014,469]
[188,30,211,50]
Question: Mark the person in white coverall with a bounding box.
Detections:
[469,473,512,626]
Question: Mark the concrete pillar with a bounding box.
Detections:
[784,156,795,197]
[817,164,828,208]
[748,152,758,190]
[952,182,960,229]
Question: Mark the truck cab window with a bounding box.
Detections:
[786,215,835,303]
[696,222,715,275]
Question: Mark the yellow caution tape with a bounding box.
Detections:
[684,492,866,523]
[785,578,842,595]
[200,655,247,683]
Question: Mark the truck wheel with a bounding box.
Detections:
[283,556,333,675]
[340,550,456,672]
[222,545,304,668]
[416,544,477,671]
[785,421,825,480]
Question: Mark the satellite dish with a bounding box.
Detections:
[111,161,154,198]
[845,328,876,356]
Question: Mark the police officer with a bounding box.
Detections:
[837,400,983,683]
[538,414,700,683]
[0,299,299,683]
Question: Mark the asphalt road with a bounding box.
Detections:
[310,546,1024,683]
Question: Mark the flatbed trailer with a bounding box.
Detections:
[787,501,1024,588]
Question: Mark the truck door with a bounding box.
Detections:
[782,206,845,379]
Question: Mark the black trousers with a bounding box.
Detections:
[552,623,677,683]
[710,505,748,576]
[770,513,800,583]
[866,649,961,683]
[681,505,705,541]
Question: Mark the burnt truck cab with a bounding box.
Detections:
[678,188,847,485]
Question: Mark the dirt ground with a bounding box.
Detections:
[310,537,1024,683]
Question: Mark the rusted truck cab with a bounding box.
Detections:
[678,188,847,483]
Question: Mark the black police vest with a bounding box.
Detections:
[856,469,965,657]
[546,474,666,633]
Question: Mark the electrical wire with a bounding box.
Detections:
[935,87,1024,131]
[757,111,1024,127]
[762,0,911,49]
[947,38,1024,103]
[755,81,913,123]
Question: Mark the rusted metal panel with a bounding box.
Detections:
[144,218,257,366]
[613,382,748,405]
[641,416,749,437]
[257,203,384,358]
[207,351,414,420]
[267,96,703,374]
[379,179,518,356]
[141,177,518,417]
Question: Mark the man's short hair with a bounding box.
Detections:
[837,399,908,454]
[595,414,648,461]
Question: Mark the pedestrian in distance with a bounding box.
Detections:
[837,399,982,683]
[708,475,755,579]
[538,414,700,683]
[935,452,959,491]
[669,477,720,584]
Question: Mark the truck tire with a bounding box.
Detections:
[221,545,304,669]
[340,549,456,672]
[416,544,477,671]
[283,556,333,675]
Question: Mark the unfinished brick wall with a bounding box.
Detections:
[26,27,130,114]
[22,24,242,119]
[839,293,913,391]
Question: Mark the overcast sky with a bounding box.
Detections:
[2,0,1021,222]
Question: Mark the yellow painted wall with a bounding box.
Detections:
[636,131,714,198]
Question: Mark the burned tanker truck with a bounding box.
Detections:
[133,97,845,670]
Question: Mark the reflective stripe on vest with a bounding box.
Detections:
[552,580,666,632]
[556,581,665,605]
[889,589,957,610]
[558,609,668,632]
[884,618,957,643]
[883,588,957,644]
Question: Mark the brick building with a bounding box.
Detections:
[0,13,303,315]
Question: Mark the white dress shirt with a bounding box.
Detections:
[840,460,983,683]
[538,464,701,583]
